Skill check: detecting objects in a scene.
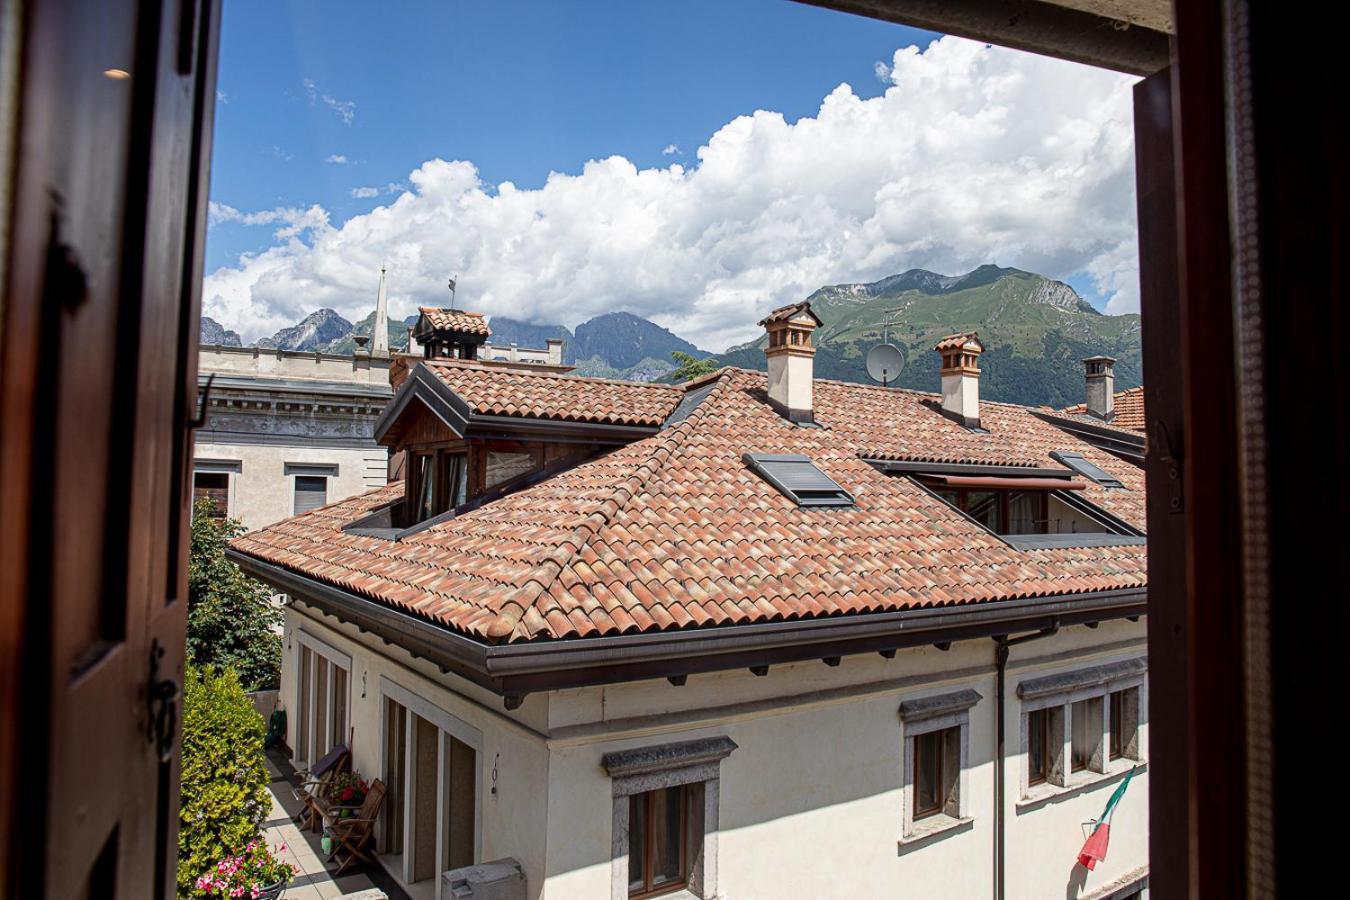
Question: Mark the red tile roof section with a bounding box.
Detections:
[424,359,683,427]
[234,368,1146,644]
[934,331,984,352]
[1060,386,1147,432]
[418,307,492,336]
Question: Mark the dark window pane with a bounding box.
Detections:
[416,454,435,521]
[628,794,646,893]
[1110,690,1127,760]
[651,786,684,886]
[914,731,940,818]
[1072,699,1090,772]
[1007,491,1045,534]
[1029,709,1047,785]
[444,453,468,507]
[966,490,1002,531]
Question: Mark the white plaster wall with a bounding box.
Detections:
[279,606,553,898]
[274,607,1146,900]
[541,622,1148,900]
[195,441,386,531]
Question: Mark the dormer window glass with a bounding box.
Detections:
[1050,451,1126,490]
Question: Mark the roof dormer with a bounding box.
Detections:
[412,307,491,360]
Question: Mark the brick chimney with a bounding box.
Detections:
[935,332,984,428]
[1083,355,1116,420]
[759,301,823,424]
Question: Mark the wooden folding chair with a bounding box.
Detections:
[324,779,387,876]
[292,744,349,829]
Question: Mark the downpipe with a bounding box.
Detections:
[994,620,1060,900]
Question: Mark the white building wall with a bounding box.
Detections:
[195,441,386,531]
[276,605,1147,900]
[280,604,553,899]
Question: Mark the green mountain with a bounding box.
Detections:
[318,310,414,355]
[717,265,1141,408]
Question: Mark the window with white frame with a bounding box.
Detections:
[286,462,338,515]
[898,688,981,840]
[602,736,737,900]
[294,631,351,767]
[1017,657,1146,797]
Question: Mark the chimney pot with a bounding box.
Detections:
[759,301,822,424]
[1083,355,1116,420]
[935,332,984,428]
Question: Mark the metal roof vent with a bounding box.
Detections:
[743,453,855,507]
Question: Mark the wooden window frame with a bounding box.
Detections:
[911,728,952,821]
[628,784,690,900]
[931,485,1049,535]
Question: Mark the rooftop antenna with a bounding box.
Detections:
[865,316,905,388]
[447,275,457,307]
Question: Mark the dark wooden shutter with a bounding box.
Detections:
[193,472,229,518]
[0,0,221,896]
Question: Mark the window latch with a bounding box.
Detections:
[1153,419,1184,514]
[145,638,180,764]
[189,372,215,430]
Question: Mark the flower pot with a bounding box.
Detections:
[256,878,288,900]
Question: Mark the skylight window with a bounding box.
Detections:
[1050,451,1126,490]
[743,453,855,508]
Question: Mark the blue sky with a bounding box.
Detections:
[207,0,937,272]
[204,1,1138,348]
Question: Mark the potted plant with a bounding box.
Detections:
[194,840,297,900]
[324,771,370,815]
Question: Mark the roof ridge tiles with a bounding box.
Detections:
[423,357,683,393]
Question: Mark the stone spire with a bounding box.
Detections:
[371,266,390,358]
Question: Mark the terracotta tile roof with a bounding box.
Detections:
[234,366,1146,645]
[418,307,492,336]
[425,359,683,426]
[934,331,984,352]
[1060,386,1147,432]
[758,302,822,326]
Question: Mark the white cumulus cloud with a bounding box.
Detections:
[207,37,1140,348]
[326,154,349,164]
[662,144,681,156]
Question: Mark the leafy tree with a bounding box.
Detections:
[178,666,272,899]
[188,499,281,691]
[670,350,718,382]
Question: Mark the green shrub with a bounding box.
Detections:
[177,666,272,899]
[188,499,282,691]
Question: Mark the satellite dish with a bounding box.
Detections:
[866,343,905,387]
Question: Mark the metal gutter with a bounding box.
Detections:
[230,551,1146,701]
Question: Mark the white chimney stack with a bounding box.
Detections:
[936,332,985,428]
[1084,355,1116,420]
[760,301,822,424]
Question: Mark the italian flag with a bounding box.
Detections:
[1077,766,1136,871]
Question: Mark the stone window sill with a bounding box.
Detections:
[897,814,974,850]
[1016,760,1146,813]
